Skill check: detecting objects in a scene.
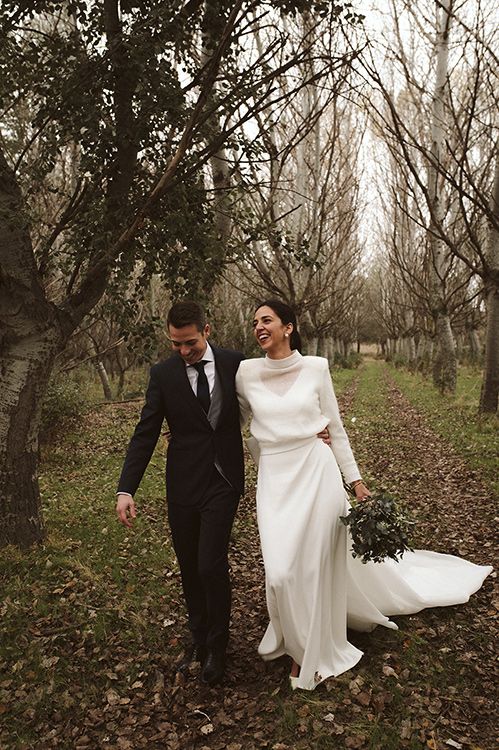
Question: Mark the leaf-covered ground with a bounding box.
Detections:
[0,362,497,750]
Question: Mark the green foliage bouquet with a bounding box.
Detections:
[340,491,413,564]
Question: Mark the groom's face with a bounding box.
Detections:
[168,323,210,365]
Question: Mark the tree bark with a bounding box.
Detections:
[0,334,61,547]
[326,338,335,365]
[468,328,481,363]
[432,315,457,393]
[201,0,232,245]
[0,149,63,547]
[479,152,499,412]
[95,360,113,401]
[403,310,416,369]
[428,0,457,393]
[479,286,499,412]
[307,337,319,356]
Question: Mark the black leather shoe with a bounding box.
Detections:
[201,649,225,686]
[175,643,207,674]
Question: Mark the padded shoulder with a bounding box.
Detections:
[302,355,329,372]
[150,356,178,376]
[237,357,264,375]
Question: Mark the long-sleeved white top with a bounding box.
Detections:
[235,350,361,484]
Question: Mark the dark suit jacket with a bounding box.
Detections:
[117,346,245,505]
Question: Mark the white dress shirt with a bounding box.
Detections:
[186,342,215,395]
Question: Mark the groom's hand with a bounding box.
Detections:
[317,428,331,445]
[116,493,137,528]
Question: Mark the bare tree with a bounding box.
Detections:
[222,15,366,354]
[354,0,498,401]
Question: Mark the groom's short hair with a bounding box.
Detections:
[167,300,206,331]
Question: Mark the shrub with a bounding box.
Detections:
[392,353,407,369]
[334,351,363,369]
[41,376,85,436]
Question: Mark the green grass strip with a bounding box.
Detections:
[388,365,498,497]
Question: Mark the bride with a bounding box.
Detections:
[235,298,492,691]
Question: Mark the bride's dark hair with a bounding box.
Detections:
[255,298,302,353]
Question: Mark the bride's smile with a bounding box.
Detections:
[253,305,293,358]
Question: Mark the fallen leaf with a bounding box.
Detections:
[356,690,371,706]
[345,735,366,748]
[105,688,120,706]
[382,665,399,678]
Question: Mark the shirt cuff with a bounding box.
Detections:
[117,492,133,497]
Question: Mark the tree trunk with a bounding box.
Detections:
[0,148,64,547]
[404,310,416,369]
[95,359,113,401]
[407,337,416,369]
[201,0,232,247]
[0,333,61,547]
[306,337,318,355]
[468,328,481,363]
[326,339,335,365]
[479,285,499,412]
[432,315,457,393]
[454,332,463,363]
[87,338,113,401]
[479,152,499,413]
[117,368,126,397]
[428,0,457,393]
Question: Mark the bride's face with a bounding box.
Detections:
[253,305,292,352]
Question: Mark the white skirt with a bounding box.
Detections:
[256,439,492,690]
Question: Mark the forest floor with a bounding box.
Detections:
[0,361,497,750]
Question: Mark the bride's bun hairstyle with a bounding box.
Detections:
[255,298,302,353]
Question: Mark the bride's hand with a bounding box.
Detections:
[353,481,371,501]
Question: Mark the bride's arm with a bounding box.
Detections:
[318,360,362,485]
[235,364,261,463]
[235,364,251,429]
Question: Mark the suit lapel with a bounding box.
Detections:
[212,346,232,421]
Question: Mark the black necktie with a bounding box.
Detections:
[193,360,210,413]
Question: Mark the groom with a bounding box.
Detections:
[116,300,245,686]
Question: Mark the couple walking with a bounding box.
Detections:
[116,299,491,691]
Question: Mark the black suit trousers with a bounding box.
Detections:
[168,467,239,652]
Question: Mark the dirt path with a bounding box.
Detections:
[382,374,496,558]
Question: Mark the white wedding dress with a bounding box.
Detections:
[236,351,492,690]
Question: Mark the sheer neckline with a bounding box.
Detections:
[264,350,302,369]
